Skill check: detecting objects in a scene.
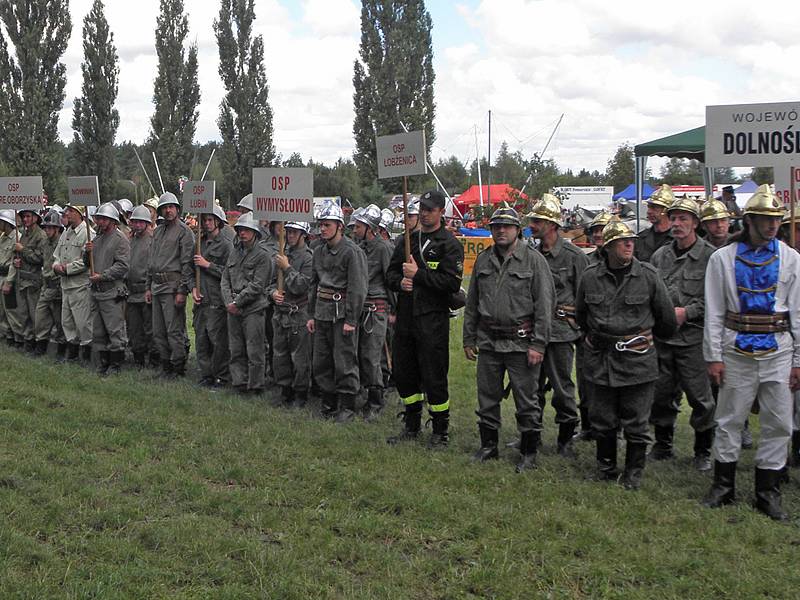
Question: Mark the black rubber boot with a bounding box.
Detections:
[148,351,161,369]
[105,350,124,376]
[790,431,800,468]
[173,361,186,378]
[754,468,789,521]
[271,385,293,407]
[362,387,385,423]
[293,389,308,409]
[649,425,675,460]
[387,403,422,444]
[515,430,540,472]
[622,442,648,490]
[65,343,80,363]
[33,339,49,356]
[320,392,338,419]
[471,424,499,462]
[24,339,36,354]
[575,405,594,441]
[160,360,174,379]
[335,394,357,424]
[596,433,619,481]
[427,409,449,449]
[693,428,714,472]
[96,351,110,376]
[132,352,146,369]
[55,342,67,362]
[701,461,737,508]
[80,344,92,366]
[557,422,577,458]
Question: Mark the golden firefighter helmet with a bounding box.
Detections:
[699,198,731,222]
[744,184,785,218]
[647,184,674,210]
[602,219,637,245]
[526,193,562,226]
[666,197,700,219]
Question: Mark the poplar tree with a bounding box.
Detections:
[214,0,274,204]
[72,0,120,202]
[352,0,435,190]
[147,0,200,195]
[0,0,71,194]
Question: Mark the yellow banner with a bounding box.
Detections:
[457,236,493,275]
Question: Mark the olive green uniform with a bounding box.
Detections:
[0,231,14,342]
[34,234,65,347]
[126,229,154,365]
[358,237,392,394]
[6,224,47,345]
[54,221,92,350]
[86,228,130,352]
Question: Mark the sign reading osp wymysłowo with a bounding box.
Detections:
[67,176,100,207]
[376,130,428,179]
[252,167,314,222]
[706,101,800,167]
[0,176,44,211]
[182,180,216,214]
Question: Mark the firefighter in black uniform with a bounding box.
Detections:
[386,190,464,448]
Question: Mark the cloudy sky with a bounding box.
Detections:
[58,0,800,174]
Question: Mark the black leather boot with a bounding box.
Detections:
[80,344,92,366]
[34,339,49,356]
[96,351,110,376]
[557,422,577,458]
[173,360,186,378]
[649,425,675,460]
[335,394,356,424]
[160,359,174,379]
[387,402,422,444]
[55,342,67,362]
[320,392,338,419]
[622,442,648,490]
[693,428,714,472]
[362,387,385,423]
[24,339,36,354]
[105,350,124,376]
[471,424,499,462]
[132,352,146,369]
[701,461,737,508]
[427,409,449,449]
[515,430,540,472]
[293,389,308,409]
[65,343,80,363]
[754,468,789,521]
[596,433,618,481]
[790,431,800,468]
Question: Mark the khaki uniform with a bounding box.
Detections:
[54,221,92,348]
[34,234,65,346]
[0,231,14,341]
[192,231,233,384]
[221,238,272,391]
[126,229,154,363]
[463,241,555,433]
[146,220,195,369]
[7,224,47,344]
[270,243,313,395]
[87,228,130,352]
[358,237,392,392]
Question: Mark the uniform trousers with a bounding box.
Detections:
[313,319,360,395]
[589,381,655,445]
[477,349,542,432]
[8,284,40,342]
[152,293,188,366]
[272,310,310,393]
[193,304,230,383]
[61,286,93,346]
[538,341,579,425]
[34,293,65,343]
[126,301,152,356]
[358,308,387,388]
[228,309,266,390]
[393,310,450,409]
[91,296,128,352]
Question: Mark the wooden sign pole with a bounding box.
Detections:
[402,176,410,261]
[791,166,797,249]
[277,222,286,292]
[195,215,202,294]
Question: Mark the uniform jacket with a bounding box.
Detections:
[386,224,464,317]
[703,239,800,367]
[536,235,588,343]
[463,240,555,354]
[193,232,233,309]
[86,227,130,301]
[127,230,153,303]
[636,225,672,263]
[53,221,90,291]
[268,243,313,327]
[650,237,715,347]
[8,224,47,290]
[39,234,62,301]
[146,220,195,296]
[361,236,392,300]
[576,257,677,386]
[0,232,14,284]
[221,239,272,317]
[308,235,367,325]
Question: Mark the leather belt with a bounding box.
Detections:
[317,287,345,302]
[128,281,147,293]
[91,281,116,292]
[480,318,533,340]
[555,304,579,330]
[725,311,790,333]
[363,298,388,313]
[587,329,653,353]
[45,277,60,289]
[153,271,181,283]
[17,269,42,281]
[276,296,309,313]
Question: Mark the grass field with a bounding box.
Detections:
[2,316,800,599]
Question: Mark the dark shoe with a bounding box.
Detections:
[133,352,146,369]
[105,350,124,376]
[515,430,540,473]
[702,461,737,508]
[320,392,338,419]
[335,394,357,424]
[160,360,175,379]
[622,442,648,490]
[198,376,216,387]
[575,428,594,442]
[649,425,676,461]
[293,390,308,409]
[427,409,449,449]
[471,425,499,462]
[596,433,619,481]
[754,468,789,521]
[790,431,800,468]
[24,339,36,354]
[387,404,423,444]
[80,344,92,365]
[172,361,186,378]
[96,351,110,376]
[148,352,161,369]
[33,339,49,356]
[741,420,753,449]
[557,422,578,458]
[362,387,385,423]
[505,438,521,450]
[55,343,67,361]
[64,343,80,363]
[693,428,714,471]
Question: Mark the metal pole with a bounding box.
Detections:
[201,148,217,182]
[133,147,157,196]
[487,110,492,206]
[152,152,166,195]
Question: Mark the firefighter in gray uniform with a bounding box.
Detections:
[53,204,93,363]
[635,184,674,263]
[576,220,677,490]
[84,203,130,375]
[145,192,195,377]
[192,204,233,388]
[33,210,66,358]
[222,213,273,394]
[0,210,16,345]
[126,205,155,368]
[649,198,717,471]
[528,193,587,456]
[463,205,555,472]
[306,202,367,422]
[4,208,47,351]
[270,221,313,408]
[353,204,393,422]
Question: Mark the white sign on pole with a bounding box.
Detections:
[67,176,101,207]
[376,131,427,179]
[0,176,44,211]
[252,167,314,222]
[706,101,800,167]
[182,180,216,214]
[774,166,800,207]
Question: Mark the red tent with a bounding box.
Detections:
[454,184,528,213]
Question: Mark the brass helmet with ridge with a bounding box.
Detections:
[602,219,637,245]
[526,192,562,226]
[782,209,799,226]
[488,202,521,227]
[586,210,613,231]
[699,197,731,222]
[744,184,784,217]
[666,197,700,219]
[647,184,675,210]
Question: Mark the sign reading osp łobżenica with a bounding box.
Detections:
[376,131,427,180]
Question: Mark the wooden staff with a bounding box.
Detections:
[402,176,410,261]
[277,222,286,292]
[791,166,797,249]
[87,208,95,276]
[195,214,202,293]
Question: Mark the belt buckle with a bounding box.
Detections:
[516,328,528,339]
[289,304,299,314]
[615,335,649,354]
[332,292,342,302]
[556,308,566,318]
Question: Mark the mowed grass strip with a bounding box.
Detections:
[2,317,800,598]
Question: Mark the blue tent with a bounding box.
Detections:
[613,183,656,201]
[734,179,758,194]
